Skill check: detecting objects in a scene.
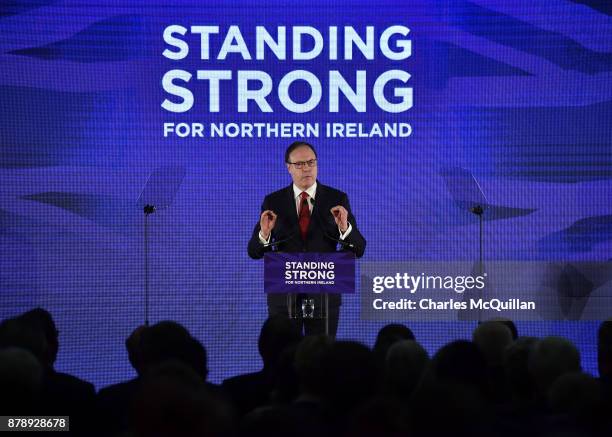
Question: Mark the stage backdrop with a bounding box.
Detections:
[1,0,611,387]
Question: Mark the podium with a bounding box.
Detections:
[264,252,356,336]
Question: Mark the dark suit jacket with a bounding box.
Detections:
[96,377,140,436]
[248,182,366,306]
[40,369,96,436]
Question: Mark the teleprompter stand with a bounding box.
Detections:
[441,167,489,321]
[137,166,185,326]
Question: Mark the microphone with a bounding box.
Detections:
[263,229,298,248]
[311,198,355,249]
[324,232,355,249]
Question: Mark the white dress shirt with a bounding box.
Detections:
[259,181,352,244]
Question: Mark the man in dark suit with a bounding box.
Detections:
[248,141,366,337]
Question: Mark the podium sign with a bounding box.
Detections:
[264,252,355,294]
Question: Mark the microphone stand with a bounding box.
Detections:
[263,231,299,318]
[311,200,356,336]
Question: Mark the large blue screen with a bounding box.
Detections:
[1,0,611,387]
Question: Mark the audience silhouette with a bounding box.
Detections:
[0,308,95,436]
[1,310,612,437]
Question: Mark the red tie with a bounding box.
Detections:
[298,192,310,241]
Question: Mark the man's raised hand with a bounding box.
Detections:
[260,210,277,239]
[330,206,348,233]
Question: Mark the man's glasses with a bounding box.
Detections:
[287,159,317,169]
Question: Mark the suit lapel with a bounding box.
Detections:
[284,184,299,229]
[308,182,325,236]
